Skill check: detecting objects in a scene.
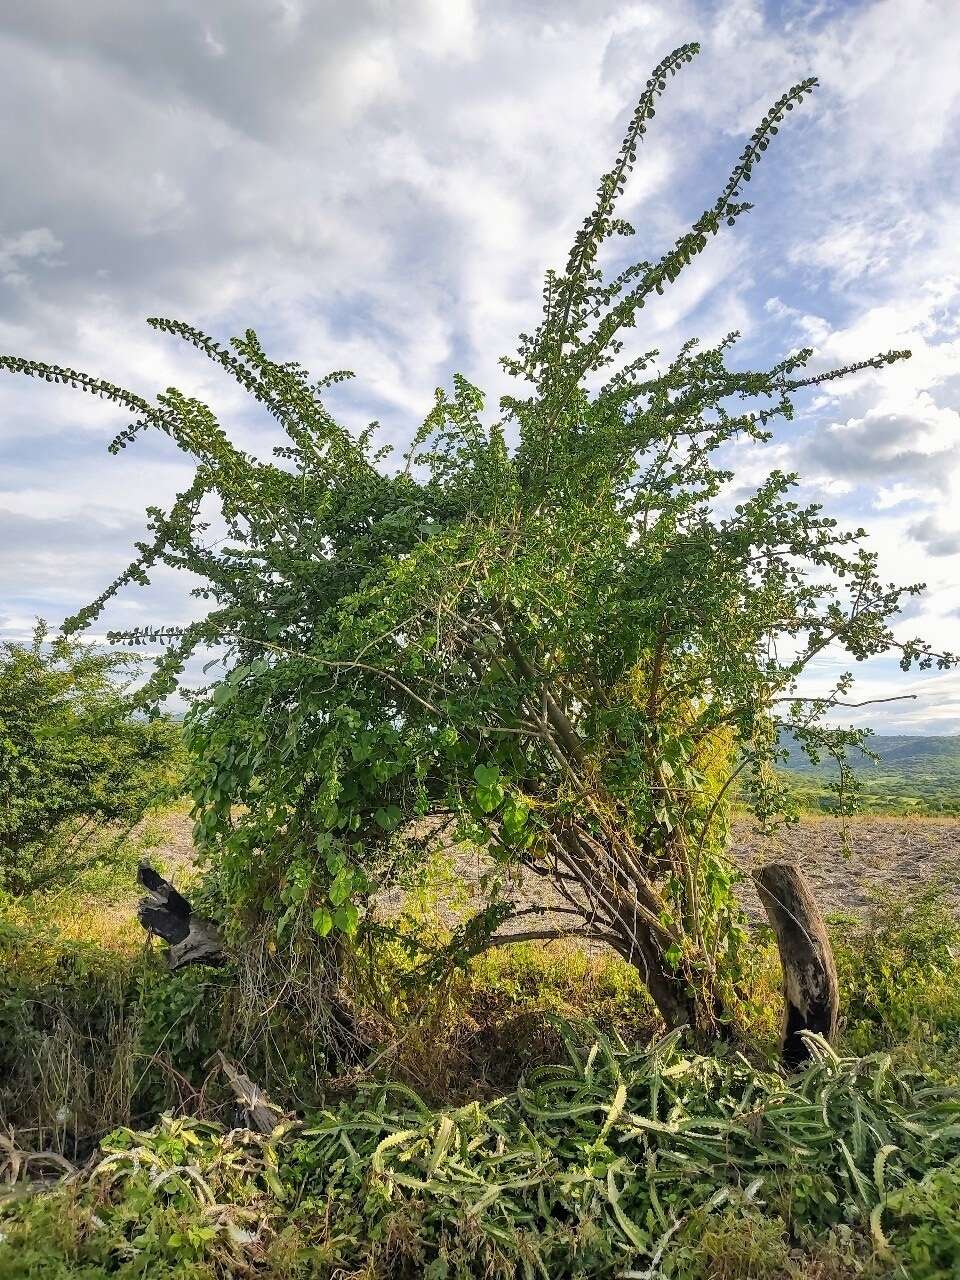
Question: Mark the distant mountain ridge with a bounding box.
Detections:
[780,734,960,773]
[777,733,960,815]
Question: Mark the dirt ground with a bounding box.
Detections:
[730,814,960,919]
[404,815,960,937]
[150,809,960,935]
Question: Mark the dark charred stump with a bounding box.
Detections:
[753,862,839,1070]
[137,861,228,970]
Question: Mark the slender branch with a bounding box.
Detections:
[485,926,619,950]
[773,694,918,708]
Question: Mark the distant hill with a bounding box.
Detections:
[781,734,960,772]
[778,734,960,816]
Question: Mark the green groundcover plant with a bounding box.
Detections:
[3,1026,960,1279]
[2,43,954,1033]
[0,623,183,896]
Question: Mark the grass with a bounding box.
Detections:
[778,734,960,816]
[781,773,960,817]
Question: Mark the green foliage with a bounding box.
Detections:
[135,965,234,1111]
[0,890,233,1144]
[5,1028,960,1279]
[0,1121,233,1280]
[0,622,184,896]
[832,883,960,1058]
[2,45,954,1032]
[0,909,141,1148]
[881,1159,960,1280]
[363,927,661,1099]
[6,865,958,1146]
[5,874,960,1277]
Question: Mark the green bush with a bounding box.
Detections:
[6,873,959,1156]
[4,41,946,1046]
[882,1159,960,1279]
[0,914,128,1146]
[5,869,960,1277]
[0,903,233,1147]
[0,622,184,896]
[832,882,960,1059]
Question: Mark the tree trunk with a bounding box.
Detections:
[753,862,839,1069]
[533,825,712,1036]
[617,931,698,1031]
[136,861,228,969]
[215,1052,285,1133]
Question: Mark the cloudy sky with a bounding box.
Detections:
[1,0,958,731]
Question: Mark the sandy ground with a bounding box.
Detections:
[150,809,960,936]
[395,815,960,936]
[145,806,197,878]
[730,814,960,919]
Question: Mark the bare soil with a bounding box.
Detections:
[149,809,960,939]
[395,815,960,939]
[730,814,960,919]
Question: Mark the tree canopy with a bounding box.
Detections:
[1,43,953,1030]
[0,623,182,895]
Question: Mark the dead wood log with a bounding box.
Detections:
[753,862,839,1070]
[1,1131,75,1190]
[137,861,228,970]
[215,1053,286,1135]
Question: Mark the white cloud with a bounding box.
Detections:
[791,207,930,288]
[0,227,62,285]
[907,513,960,559]
[805,403,960,490]
[807,0,960,170]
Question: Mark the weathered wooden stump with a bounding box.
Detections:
[753,862,839,1070]
[215,1052,285,1134]
[137,861,228,970]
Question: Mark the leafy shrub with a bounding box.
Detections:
[135,964,235,1114]
[0,897,235,1148]
[363,930,661,1099]
[832,882,960,1057]
[5,42,951,1043]
[4,876,960,1278]
[8,876,958,1156]
[882,1159,960,1279]
[0,906,142,1151]
[0,622,184,896]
